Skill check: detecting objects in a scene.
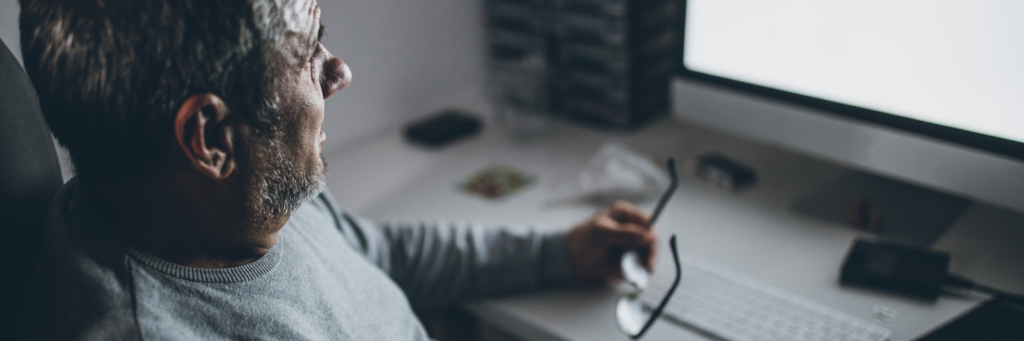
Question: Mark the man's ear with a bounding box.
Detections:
[174,94,236,180]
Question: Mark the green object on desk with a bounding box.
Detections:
[460,165,535,200]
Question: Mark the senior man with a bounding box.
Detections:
[21,0,658,339]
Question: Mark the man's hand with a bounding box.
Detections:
[566,201,657,282]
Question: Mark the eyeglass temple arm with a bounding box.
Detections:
[632,235,682,339]
[647,158,678,229]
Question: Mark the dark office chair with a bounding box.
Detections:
[0,38,65,339]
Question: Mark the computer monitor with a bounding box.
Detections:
[671,0,1024,243]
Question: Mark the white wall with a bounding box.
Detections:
[0,0,492,170]
[318,0,491,151]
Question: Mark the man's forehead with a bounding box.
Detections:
[274,0,320,66]
[278,0,318,34]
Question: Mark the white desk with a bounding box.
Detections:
[324,117,1024,341]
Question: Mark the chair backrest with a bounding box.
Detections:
[0,37,64,339]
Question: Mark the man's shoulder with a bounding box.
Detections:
[287,190,387,262]
[287,190,345,235]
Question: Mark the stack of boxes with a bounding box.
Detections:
[486,0,679,129]
[485,0,555,118]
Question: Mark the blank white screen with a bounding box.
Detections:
[685,0,1024,143]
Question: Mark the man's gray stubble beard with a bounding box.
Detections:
[245,133,328,224]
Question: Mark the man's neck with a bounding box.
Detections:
[81,174,287,269]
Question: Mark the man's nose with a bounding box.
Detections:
[321,57,351,99]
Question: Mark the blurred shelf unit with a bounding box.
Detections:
[486,0,679,129]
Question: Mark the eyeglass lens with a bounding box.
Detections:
[616,235,681,339]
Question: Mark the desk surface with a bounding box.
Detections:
[324,117,1024,341]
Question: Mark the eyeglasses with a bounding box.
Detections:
[616,158,681,339]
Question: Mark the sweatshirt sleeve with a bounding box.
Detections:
[316,190,575,310]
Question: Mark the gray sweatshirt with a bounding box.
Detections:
[30,179,573,340]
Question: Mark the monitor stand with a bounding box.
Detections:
[792,172,971,246]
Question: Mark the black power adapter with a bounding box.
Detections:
[403,110,482,148]
[840,239,950,301]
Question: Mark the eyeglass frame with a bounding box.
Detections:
[616,158,682,339]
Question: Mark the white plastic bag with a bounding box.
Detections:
[551,142,670,205]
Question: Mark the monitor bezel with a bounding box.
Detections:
[674,0,1024,162]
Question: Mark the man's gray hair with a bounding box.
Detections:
[20,0,293,183]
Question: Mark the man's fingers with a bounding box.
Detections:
[603,265,625,280]
[643,240,658,272]
[591,219,656,247]
[608,201,652,227]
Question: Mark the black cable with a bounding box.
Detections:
[944,273,1024,301]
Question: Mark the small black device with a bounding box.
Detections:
[840,239,950,300]
[682,153,758,192]
[403,110,482,147]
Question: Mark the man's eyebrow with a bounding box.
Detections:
[317,22,326,43]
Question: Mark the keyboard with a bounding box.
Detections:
[643,259,892,341]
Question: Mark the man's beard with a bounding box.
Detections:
[240,133,327,225]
